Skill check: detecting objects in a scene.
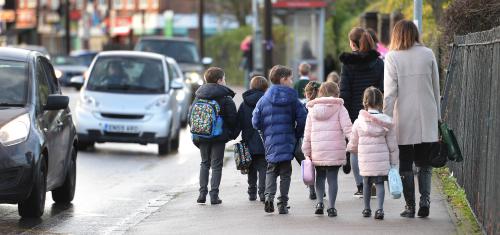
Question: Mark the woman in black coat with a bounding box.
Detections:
[339,27,384,197]
[235,76,269,202]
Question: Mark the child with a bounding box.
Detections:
[302,81,320,200]
[191,67,238,205]
[235,76,269,202]
[294,62,311,100]
[302,82,352,217]
[347,87,399,220]
[326,71,341,85]
[252,65,307,214]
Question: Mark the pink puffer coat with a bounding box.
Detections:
[302,97,352,166]
[347,110,399,176]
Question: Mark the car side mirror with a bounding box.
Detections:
[202,57,213,66]
[70,75,84,90]
[45,95,69,110]
[171,78,184,90]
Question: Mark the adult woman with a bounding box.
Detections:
[339,27,384,197]
[383,20,440,218]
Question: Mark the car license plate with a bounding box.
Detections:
[103,124,139,133]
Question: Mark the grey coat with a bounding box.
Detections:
[383,44,441,145]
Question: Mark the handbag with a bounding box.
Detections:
[439,122,463,162]
[388,167,402,199]
[294,138,305,165]
[301,159,315,186]
[430,141,448,168]
[342,152,351,174]
[233,141,252,174]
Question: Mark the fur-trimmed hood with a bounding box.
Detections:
[357,110,393,136]
[339,50,380,65]
[307,97,344,121]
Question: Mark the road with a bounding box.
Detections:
[0,87,239,234]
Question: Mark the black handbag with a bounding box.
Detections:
[430,141,448,168]
[294,138,305,165]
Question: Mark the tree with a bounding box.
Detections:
[213,0,251,27]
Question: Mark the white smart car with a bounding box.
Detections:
[73,51,183,155]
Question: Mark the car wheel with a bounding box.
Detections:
[158,139,171,155]
[52,146,77,204]
[171,129,180,151]
[181,119,188,128]
[18,157,47,218]
[77,141,94,151]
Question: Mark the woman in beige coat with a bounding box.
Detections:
[383,20,440,219]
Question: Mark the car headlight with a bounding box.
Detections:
[79,94,99,109]
[55,69,63,79]
[0,113,30,146]
[146,96,168,110]
[176,91,186,102]
[185,72,202,85]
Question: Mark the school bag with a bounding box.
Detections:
[388,167,402,199]
[189,99,224,139]
[233,141,252,174]
[301,159,315,186]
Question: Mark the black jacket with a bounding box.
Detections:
[339,50,384,122]
[192,83,238,143]
[235,89,265,156]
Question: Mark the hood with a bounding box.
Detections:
[306,97,344,121]
[0,107,29,127]
[83,91,166,114]
[339,50,380,66]
[263,85,298,106]
[358,110,393,136]
[243,89,264,107]
[195,83,236,100]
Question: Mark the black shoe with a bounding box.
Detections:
[249,194,257,201]
[309,191,317,200]
[264,200,274,213]
[197,194,206,204]
[418,206,429,218]
[354,184,363,198]
[210,197,222,205]
[327,208,337,217]
[314,203,324,215]
[259,193,265,202]
[375,209,384,220]
[362,209,372,217]
[400,205,416,218]
[278,203,289,214]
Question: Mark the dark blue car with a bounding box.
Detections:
[0,48,77,218]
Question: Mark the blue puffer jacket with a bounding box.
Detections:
[252,85,307,163]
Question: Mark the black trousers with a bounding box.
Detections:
[398,143,433,172]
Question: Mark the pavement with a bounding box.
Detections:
[127,154,457,235]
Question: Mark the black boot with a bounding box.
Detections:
[309,186,317,200]
[278,201,289,214]
[197,194,206,204]
[264,200,274,213]
[418,206,430,217]
[314,203,324,215]
[400,171,416,218]
[354,184,363,198]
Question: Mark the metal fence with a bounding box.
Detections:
[442,26,500,235]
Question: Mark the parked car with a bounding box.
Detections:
[134,37,212,97]
[165,57,192,127]
[53,55,88,87]
[7,44,51,60]
[73,51,183,155]
[0,48,77,218]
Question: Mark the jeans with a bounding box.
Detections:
[199,142,226,198]
[315,166,340,209]
[248,155,267,198]
[399,143,433,207]
[350,153,363,186]
[265,161,292,203]
[363,177,385,210]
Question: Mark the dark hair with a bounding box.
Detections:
[269,65,292,85]
[250,76,269,91]
[319,82,340,98]
[363,86,383,111]
[304,81,320,100]
[349,27,375,52]
[390,20,420,51]
[204,67,225,83]
[367,28,379,44]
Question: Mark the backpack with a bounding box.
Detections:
[190,99,223,139]
[233,141,252,174]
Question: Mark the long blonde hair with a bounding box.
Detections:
[389,20,420,51]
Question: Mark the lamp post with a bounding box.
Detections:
[198,0,204,59]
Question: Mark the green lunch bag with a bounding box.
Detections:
[439,122,463,162]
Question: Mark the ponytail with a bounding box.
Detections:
[349,27,376,52]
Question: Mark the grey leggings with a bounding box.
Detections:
[363,177,385,210]
[351,153,363,186]
[315,166,340,209]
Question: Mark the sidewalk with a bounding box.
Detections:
[127,154,457,235]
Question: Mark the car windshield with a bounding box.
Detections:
[136,40,200,64]
[87,57,165,94]
[53,56,83,66]
[0,60,28,106]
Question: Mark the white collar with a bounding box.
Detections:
[300,76,309,80]
[368,109,380,114]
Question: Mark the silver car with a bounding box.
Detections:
[73,51,183,155]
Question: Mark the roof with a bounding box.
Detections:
[96,50,166,60]
[138,36,196,43]
[0,47,35,61]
